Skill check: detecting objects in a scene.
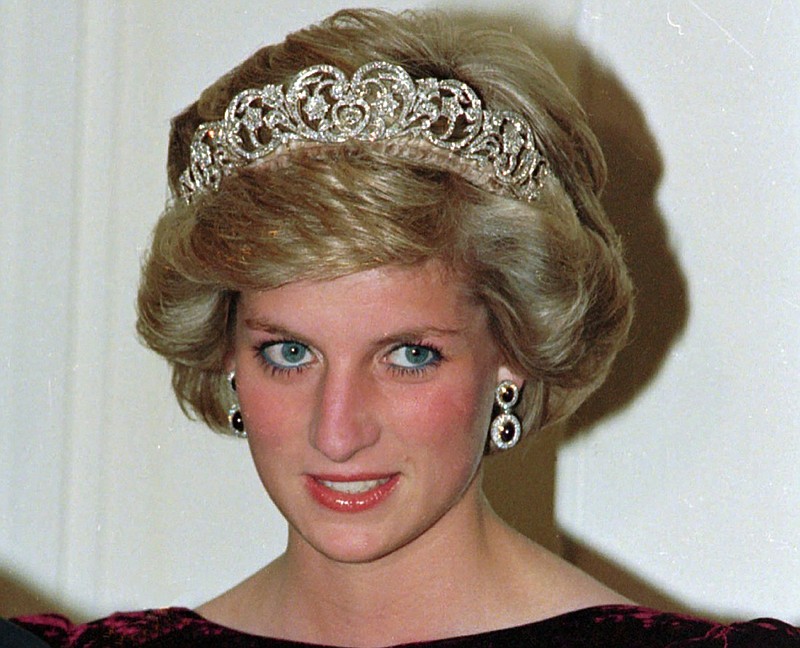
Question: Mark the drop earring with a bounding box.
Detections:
[227,371,247,438]
[489,380,521,451]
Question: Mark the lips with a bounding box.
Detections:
[306,474,399,512]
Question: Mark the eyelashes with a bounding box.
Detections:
[385,343,443,376]
[256,340,315,375]
[254,339,445,377]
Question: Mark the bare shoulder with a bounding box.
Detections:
[195,562,279,630]
[524,541,631,608]
[486,519,631,624]
[194,580,247,624]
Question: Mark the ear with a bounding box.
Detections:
[496,363,525,389]
[223,348,236,374]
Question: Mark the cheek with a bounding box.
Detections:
[241,385,310,498]
[393,377,494,455]
[238,380,307,450]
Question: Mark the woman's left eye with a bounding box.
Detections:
[386,344,442,371]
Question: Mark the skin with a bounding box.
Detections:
[199,262,628,647]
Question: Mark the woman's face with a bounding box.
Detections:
[231,261,518,564]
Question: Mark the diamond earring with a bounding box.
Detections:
[489,380,521,451]
[227,371,247,438]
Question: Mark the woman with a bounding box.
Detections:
[11,8,798,647]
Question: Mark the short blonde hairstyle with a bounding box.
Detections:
[137,8,633,440]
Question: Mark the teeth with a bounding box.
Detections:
[319,478,390,494]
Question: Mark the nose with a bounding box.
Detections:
[310,365,380,463]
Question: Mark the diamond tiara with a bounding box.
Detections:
[178,61,549,203]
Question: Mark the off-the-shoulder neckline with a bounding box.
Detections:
[167,603,680,646]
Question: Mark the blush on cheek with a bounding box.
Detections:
[238,380,305,439]
[448,378,494,421]
[416,384,492,448]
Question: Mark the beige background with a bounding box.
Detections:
[1,0,798,624]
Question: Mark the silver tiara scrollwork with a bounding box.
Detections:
[178,61,549,203]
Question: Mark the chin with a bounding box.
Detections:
[297,522,415,565]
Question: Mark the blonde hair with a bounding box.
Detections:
[137,8,633,440]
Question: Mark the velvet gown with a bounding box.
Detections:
[10,604,800,647]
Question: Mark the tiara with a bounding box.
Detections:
[178,61,549,203]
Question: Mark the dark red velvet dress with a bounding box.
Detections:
[11,605,800,647]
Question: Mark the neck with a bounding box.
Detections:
[263,480,510,646]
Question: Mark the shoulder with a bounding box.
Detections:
[486,529,631,622]
[9,607,270,647]
[10,606,798,647]
[496,605,800,648]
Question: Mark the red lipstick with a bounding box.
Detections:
[306,474,399,512]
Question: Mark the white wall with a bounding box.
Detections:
[557,2,800,622]
[1,0,797,623]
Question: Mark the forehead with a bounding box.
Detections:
[237,262,484,331]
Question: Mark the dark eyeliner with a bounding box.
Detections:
[254,339,311,376]
[386,341,445,377]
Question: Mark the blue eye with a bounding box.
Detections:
[259,341,313,370]
[387,344,442,371]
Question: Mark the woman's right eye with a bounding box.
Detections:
[258,341,314,372]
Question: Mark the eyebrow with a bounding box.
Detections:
[377,326,466,343]
[243,318,467,343]
[243,319,300,337]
